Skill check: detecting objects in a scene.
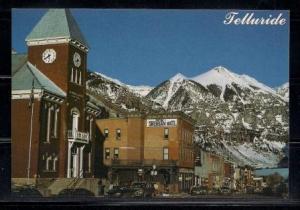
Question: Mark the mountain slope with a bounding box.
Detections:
[87,67,288,168]
[146,66,288,168]
[87,72,159,112]
[276,82,289,100]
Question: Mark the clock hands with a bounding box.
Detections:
[43,54,51,60]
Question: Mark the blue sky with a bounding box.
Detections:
[12,9,289,87]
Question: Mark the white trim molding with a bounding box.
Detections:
[26,37,89,52]
[12,89,43,100]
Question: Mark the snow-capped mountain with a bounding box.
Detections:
[276,82,289,100]
[87,67,288,168]
[147,66,287,107]
[192,66,283,100]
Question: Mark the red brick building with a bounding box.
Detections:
[12,9,102,182]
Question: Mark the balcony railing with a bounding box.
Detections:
[67,130,89,144]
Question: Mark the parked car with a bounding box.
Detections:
[210,187,221,195]
[57,188,95,197]
[220,186,232,195]
[261,186,273,196]
[11,185,43,198]
[246,186,255,194]
[130,182,156,198]
[190,186,208,195]
[106,185,132,198]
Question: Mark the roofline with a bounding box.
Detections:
[27,62,67,97]
[26,37,89,52]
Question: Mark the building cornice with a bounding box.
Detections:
[26,37,89,52]
[12,89,65,104]
[12,89,43,100]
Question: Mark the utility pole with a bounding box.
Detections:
[27,79,35,185]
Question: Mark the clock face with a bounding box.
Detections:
[73,52,81,67]
[42,49,56,63]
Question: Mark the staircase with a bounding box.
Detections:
[45,171,100,196]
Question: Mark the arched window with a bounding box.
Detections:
[46,156,52,171]
[70,108,80,131]
[53,156,58,172]
[46,105,54,143]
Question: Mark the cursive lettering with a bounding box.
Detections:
[224,12,287,26]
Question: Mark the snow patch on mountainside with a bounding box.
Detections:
[93,72,153,97]
[191,66,284,101]
[88,67,288,169]
[162,73,187,108]
[223,142,282,168]
[127,85,153,96]
[276,82,289,101]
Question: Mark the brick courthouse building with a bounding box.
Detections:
[12,9,103,187]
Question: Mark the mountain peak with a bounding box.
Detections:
[213,66,231,73]
[170,73,187,82]
[277,82,289,89]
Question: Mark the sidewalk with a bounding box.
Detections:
[156,192,190,198]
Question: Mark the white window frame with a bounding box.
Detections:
[89,118,93,140]
[53,156,58,171]
[46,106,53,143]
[105,148,110,159]
[114,148,119,159]
[53,108,59,138]
[163,147,169,160]
[79,70,82,85]
[46,156,52,171]
[71,68,74,82]
[75,69,78,84]
[164,128,169,139]
[104,128,109,138]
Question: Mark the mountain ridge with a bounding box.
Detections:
[87,66,288,168]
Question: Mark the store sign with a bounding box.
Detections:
[146,119,177,127]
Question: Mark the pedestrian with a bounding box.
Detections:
[97,179,103,196]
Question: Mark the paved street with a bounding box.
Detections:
[6,193,295,206]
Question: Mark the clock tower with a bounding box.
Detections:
[25,9,96,178]
[26,9,89,92]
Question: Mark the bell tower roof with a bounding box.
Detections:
[26,9,89,48]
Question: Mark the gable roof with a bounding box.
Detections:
[12,57,66,97]
[26,9,88,48]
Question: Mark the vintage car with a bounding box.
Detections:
[190,186,209,195]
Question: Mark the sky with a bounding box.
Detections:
[12,9,289,87]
